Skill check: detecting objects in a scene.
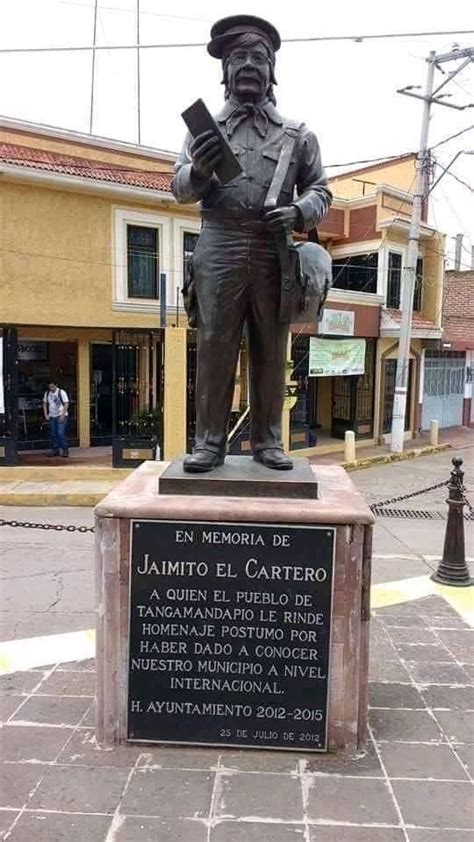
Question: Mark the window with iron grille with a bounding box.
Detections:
[387,252,402,308]
[387,254,423,311]
[127,225,159,299]
[413,257,423,312]
[332,253,378,294]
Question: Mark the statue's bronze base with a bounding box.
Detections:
[159,455,318,499]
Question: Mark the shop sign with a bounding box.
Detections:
[320,309,355,336]
[283,383,298,410]
[18,342,48,361]
[309,338,366,377]
[0,339,4,415]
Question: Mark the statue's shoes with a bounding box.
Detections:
[253,448,293,470]
[183,450,225,473]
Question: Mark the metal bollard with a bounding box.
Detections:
[431,457,472,587]
[344,430,356,462]
[430,419,439,446]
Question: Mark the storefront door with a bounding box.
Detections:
[90,344,113,446]
[112,330,163,466]
[290,335,313,450]
[0,325,18,465]
[17,339,78,450]
[421,352,465,430]
[332,339,376,439]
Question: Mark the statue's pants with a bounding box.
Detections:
[190,221,289,455]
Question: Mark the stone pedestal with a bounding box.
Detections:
[95,460,374,752]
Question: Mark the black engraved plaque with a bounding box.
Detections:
[128,520,334,751]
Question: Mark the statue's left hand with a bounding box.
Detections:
[264,206,299,233]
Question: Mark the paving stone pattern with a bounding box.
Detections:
[0,596,473,841]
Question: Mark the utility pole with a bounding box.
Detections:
[454,234,463,270]
[390,52,436,452]
[390,46,474,453]
[89,0,99,134]
[136,0,141,145]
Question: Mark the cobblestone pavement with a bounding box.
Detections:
[1,448,473,840]
[352,441,474,512]
[1,593,472,841]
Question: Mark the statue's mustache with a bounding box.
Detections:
[236,70,261,82]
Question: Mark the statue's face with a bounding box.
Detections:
[226,41,272,102]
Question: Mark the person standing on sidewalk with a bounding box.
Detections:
[43,381,69,457]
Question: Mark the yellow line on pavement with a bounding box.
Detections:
[370,575,436,609]
[371,575,474,627]
[433,581,474,627]
[0,629,95,675]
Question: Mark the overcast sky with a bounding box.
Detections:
[1,0,473,267]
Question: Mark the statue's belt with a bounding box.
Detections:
[201,210,268,230]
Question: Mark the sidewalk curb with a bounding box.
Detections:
[342,443,451,472]
[0,443,453,505]
[0,491,107,507]
[0,466,130,482]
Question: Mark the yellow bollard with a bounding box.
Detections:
[344,430,356,462]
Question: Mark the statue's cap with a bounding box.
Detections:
[207,15,281,59]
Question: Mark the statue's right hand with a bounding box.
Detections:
[190,130,223,179]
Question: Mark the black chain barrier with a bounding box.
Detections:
[0,480,472,532]
[368,479,450,510]
[462,490,474,516]
[0,518,94,533]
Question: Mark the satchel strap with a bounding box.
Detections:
[264,121,302,211]
[263,121,303,323]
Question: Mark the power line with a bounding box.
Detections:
[444,169,474,192]
[433,158,474,192]
[0,150,417,174]
[429,186,473,261]
[283,30,474,44]
[450,75,474,99]
[60,1,213,24]
[326,152,415,169]
[431,124,474,149]
[1,30,474,54]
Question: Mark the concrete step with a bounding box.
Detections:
[0,442,453,507]
[0,465,131,482]
[0,479,120,507]
[0,465,131,506]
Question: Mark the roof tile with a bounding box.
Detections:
[385,309,439,331]
[0,142,173,192]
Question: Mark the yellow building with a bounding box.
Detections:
[0,119,445,466]
[0,117,196,464]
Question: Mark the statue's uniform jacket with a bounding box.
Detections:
[172,99,332,456]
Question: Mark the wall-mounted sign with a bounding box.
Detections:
[18,342,48,361]
[320,309,355,337]
[283,383,298,411]
[309,338,366,377]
